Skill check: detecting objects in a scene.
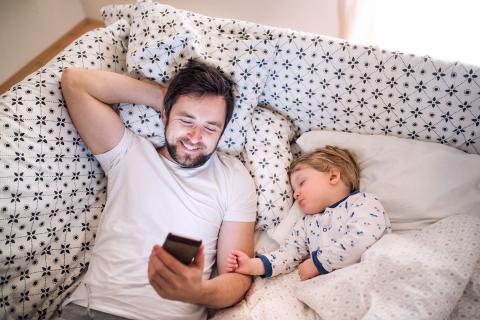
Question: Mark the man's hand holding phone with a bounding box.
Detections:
[147,233,207,304]
[162,233,202,265]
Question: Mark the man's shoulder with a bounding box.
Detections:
[213,151,253,180]
[215,151,246,168]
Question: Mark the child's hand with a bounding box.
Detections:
[226,250,253,274]
[298,258,320,281]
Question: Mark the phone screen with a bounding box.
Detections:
[162,233,202,265]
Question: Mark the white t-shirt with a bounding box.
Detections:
[67,128,257,320]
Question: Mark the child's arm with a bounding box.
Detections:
[226,250,265,276]
[312,193,390,273]
[262,219,311,277]
[227,219,310,278]
[298,258,319,281]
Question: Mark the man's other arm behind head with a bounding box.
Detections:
[61,68,165,154]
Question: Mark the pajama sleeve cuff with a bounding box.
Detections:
[258,255,273,278]
[311,249,330,275]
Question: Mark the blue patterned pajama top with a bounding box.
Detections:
[259,192,391,277]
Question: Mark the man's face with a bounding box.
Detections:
[161,94,227,168]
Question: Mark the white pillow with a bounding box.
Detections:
[266,201,303,245]
[296,130,480,232]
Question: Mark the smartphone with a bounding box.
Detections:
[162,232,202,265]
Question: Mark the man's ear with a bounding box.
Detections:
[329,168,341,185]
[161,110,167,126]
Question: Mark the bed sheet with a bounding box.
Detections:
[213,214,480,320]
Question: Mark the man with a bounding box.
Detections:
[58,60,257,320]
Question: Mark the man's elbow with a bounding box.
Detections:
[228,274,253,307]
[61,67,83,94]
[239,275,253,299]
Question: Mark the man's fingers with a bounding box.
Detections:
[153,244,188,274]
[149,274,176,300]
[149,249,181,289]
[193,245,205,270]
[148,244,206,303]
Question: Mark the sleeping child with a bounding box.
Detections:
[227,146,391,280]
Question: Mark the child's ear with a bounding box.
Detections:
[329,168,341,185]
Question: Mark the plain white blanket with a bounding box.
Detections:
[212,214,480,320]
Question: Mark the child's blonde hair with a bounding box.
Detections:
[288,146,360,192]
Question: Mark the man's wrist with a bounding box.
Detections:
[192,279,213,305]
[155,86,166,112]
[148,85,165,113]
[139,79,165,112]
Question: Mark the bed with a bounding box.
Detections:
[1,1,479,319]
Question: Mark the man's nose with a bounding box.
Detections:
[187,126,202,143]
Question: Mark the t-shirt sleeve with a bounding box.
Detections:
[94,128,136,175]
[223,159,257,222]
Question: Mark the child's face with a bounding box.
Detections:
[290,165,333,214]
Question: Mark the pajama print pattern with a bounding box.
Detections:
[259,192,391,277]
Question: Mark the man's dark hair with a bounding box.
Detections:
[163,59,236,130]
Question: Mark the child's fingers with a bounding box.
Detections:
[226,259,238,271]
[230,249,244,257]
[298,271,305,281]
[227,255,237,263]
[228,251,242,261]
[226,253,239,270]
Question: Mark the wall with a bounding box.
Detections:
[81,0,340,36]
[0,0,339,86]
[347,0,480,66]
[0,0,86,84]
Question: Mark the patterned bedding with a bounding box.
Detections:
[1,1,479,319]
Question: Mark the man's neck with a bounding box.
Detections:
[158,146,170,160]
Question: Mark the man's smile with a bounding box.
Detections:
[180,140,201,152]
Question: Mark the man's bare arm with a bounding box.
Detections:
[148,221,255,308]
[61,68,165,154]
[198,221,254,308]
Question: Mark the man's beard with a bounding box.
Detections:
[165,137,214,168]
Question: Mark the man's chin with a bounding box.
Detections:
[176,153,212,168]
[165,141,214,168]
